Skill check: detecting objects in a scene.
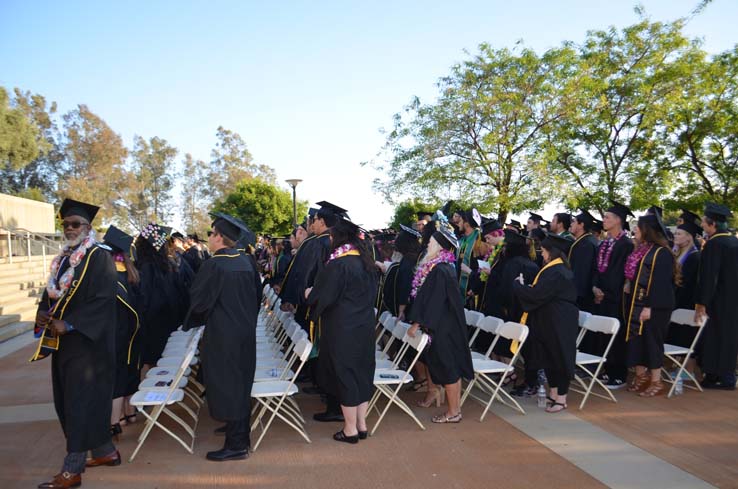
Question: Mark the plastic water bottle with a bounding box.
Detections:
[537,370,547,408]
[674,376,684,396]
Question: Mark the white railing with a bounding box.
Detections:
[0,227,63,270]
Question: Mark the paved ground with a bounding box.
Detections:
[1,336,736,489]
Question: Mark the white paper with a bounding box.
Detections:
[477,260,491,271]
[144,391,168,402]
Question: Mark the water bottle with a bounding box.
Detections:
[537,384,547,408]
[674,376,683,396]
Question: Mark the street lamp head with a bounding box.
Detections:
[285,179,302,188]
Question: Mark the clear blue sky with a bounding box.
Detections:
[2,0,736,229]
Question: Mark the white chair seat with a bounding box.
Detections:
[575,351,603,365]
[251,380,299,397]
[375,359,394,370]
[130,388,184,406]
[157,356,198,367]
[139,376,189,389]
[373,369,413,385]
[472,358,513,373]
[254,369,294,382]
[664,343,690,356]
[146,366,191,378]
[257,359,289,368]
[471,351,487,360]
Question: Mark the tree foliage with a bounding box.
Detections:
[388,199,441,229]
[213,178,308,236]
[0,87,42,181]
[126,135,178,228]
[180,153,210,236]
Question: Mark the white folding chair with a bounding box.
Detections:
[662,308,707,398]
[571,315,619,410]
[250,338,313,450]
[469,314,502,361]
[461,321,529,419]
[129,327,203,462]
[465,310,485,358]
[367,330,429,435]
[375,321,411,370]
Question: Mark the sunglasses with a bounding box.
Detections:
[61,220,89,229]
[207,230,215,237]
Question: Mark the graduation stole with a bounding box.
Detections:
[513,257,564,354]
[30,247,100,362]
[279,233,320,291]
[116,280,141,364]
[458,228,480,296]
[624,246,664,341]
[568,233,593,261]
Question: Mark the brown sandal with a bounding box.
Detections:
[627,374,650,393]
[432,412,462,423]
[640,380,666,397]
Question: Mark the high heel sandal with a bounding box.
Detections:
[416,387,444,408]
[405,378,428,392]
[431,412,462,423]
[627,373,650,393]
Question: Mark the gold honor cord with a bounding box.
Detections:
[513,257,564,354]
[279,233,325,291]
[624,246,662,341]
[116,294,141,364]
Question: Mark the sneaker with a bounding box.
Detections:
[510,385,537,397]
[605,377,626,390]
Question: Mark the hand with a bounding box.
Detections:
[304,287,313,299]
[639,307,651,322]
[695,304,707,325]
[35,310,50,328]
[273,285,281,294]
[460,263,472,275]
[50,319,67,336]
[592,287,604,304]
[515,273,524,285]
[408,323,420,338]
[375,261,386,273]
[280,302,294,312]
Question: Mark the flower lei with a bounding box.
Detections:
[480,241,504,282]
[597,230,627,273]
[410,249,456,299]
[624,242,653,281]
[327,243,357,263]
[46,230,97,300]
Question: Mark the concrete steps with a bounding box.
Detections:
[0,320,34,343]
[0,258,47,343]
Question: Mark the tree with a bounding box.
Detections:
[126,135,178,228]
[180,153,210,235]
[388,199,441,229]
[208,126,277,201]
[661,46,738,212]
[369,44,576,223]
[547,19,700,212]
[0,87,42,191]
[213,179,308,236]
[57,105,128,224]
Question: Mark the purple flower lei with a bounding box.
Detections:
[410,249,456,299]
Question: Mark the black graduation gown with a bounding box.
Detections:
[568,233,598,312]
[381,256,415,317]
[183,248,258,421]
[279,233,330,327]
[697,234,738,376]
[473,253,506,354]
[307,255,377,406]
[36,244,117,452]
[513,263,579,378]
[622,245,675,369]
[667,250,700,348]
[138,261,187,364]
[270,252,290,287]
[113,270,141,398]
[182,246,204,273]
[408,263,474,385]
[493,255,539,357]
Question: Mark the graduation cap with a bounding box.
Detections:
[541,232,574,254]
[316,201,348,217]
[140,223,172,251]
[606,200,635,228]
[574,209,597,227]
[434,227,459,251]
[103,225,133,255]
[462,208,482,228]
[441,200,454,216]
[638,212,669,239]
[417,211,434,221]
[209,211,252,242]
[704,202,733,222]
[307,207,319,219]
[677,220,702,237]
[679,208,701,225]
[647,205,663,217]
[481,219,503,236]
[400,224,422,239]
[528,212,544,224]
[507,219,522,229]
[527,227,547,242]
[58,198,100,223]
[592,220,604,233]
[171,231,185,241]
[504,228,527,245]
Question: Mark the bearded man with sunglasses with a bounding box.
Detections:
[34,199,119,489]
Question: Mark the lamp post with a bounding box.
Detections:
[285,179,302,227]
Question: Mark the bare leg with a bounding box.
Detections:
[111,397,124,425]
[649,368,661,383]
[341,405,358,436]
[444,380,461,416]
[356,402,368,432]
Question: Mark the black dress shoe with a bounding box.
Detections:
[214,424,227,435]
[358,430,368,440]
[313,411,345,422]
[206,448,249,461]
[703,381,736,390]
[333,430,359,444]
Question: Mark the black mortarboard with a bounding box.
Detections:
[606,200,634,228]
[638,213,669,238]
[677,220,702,237]
[679,208,701,225]
[527,227,546,242]
[400,224,422,238]
[441,200,454,216]
[541,232,574,254]
[433,227,459,251]
[528,213,543,224]
[58,198,100,223]
[481,219,503,236]
[462,208,482,228]
[103,225,133,255]
[508,219,522,229]
[504,228,527,245]
[647,205,663,217]
[171,231,185,240]
[704,202,732,222]
[316,201,348,217]
[140,223,172,251]
[592,220,604,233]
[209,211,252,242]
[574,209,596,227]
[308,207,319,219]
[417,211,433,221]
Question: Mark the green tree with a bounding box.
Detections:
[208,126,277,201]
[661,46,738,212]
[126,135,178,228]
[388,199,442,229]
[214,179,307,236]
[180,153,210,236]
[0,87,42,189]
[58,105,128,224]
[369,44,576,223]
[547,19,700,212]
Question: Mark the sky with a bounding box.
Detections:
[1,0,736,230]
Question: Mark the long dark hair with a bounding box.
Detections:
[540,244,571,269]
[637,222,681,285]
[134,236,173,273]
[395,231,420,262]
[282,238,292,256]
[330,220,375,273]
